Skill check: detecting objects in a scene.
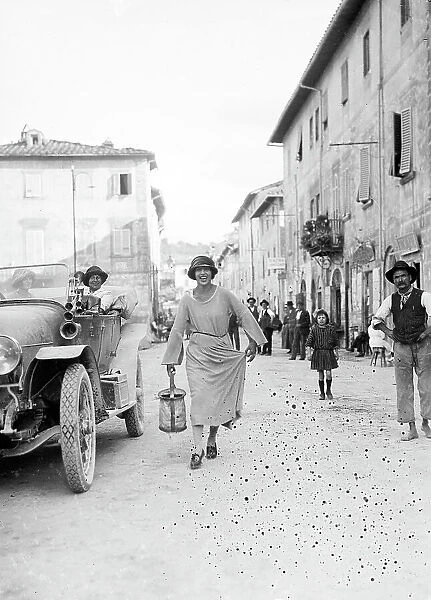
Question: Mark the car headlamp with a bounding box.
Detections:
[0,336,22,376]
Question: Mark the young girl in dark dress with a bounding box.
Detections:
[306,309,339,400]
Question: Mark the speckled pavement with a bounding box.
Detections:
[1,333,430,600]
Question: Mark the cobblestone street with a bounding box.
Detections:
[1,334,431,600]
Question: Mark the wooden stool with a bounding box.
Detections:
[370,347,387,367]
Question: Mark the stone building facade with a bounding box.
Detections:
[269,0,431,346]
[231,181,284,313]
[0,127,164,322]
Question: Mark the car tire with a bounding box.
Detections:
[60,363,96,493]
[123,354,145,437]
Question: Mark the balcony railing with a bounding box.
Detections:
[300,215,344,257]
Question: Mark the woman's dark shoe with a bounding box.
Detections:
[190,449,204,470]
[206,444,218,459]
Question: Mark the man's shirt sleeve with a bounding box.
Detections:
[372,295,392,328]
[421,291,431,320]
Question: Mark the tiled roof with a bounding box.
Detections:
[0,138,156,162]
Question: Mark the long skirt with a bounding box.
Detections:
[186,332,246,426]
[310,348,338,371]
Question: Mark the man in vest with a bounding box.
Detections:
[258,299,275,356]
[246,297,259,321]
[373,261,431,441]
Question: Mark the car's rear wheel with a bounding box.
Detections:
[60,363,96,493]
[123,354,145,437]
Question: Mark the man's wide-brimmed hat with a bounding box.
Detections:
[260,299,269,306]
[247,297,256,303]
[82,265,108,287]
[187,256,218,280]
[385,260,417,284]
[12,268,35,289]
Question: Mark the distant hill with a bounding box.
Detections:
[160,239,216,265]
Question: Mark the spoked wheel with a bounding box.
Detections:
[60,363,96,493]
[123,354,145,437]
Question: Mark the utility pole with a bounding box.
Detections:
[71,165,77,275]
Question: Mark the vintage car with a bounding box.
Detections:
[0,263,144,493]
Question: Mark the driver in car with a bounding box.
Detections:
[9,268,35,299]
[82,265,114,313]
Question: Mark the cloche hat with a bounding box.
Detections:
[82,265,108,287]
[385,260,417,284]
[187,256,218,280]
[12,268,35,289]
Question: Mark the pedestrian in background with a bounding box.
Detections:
[258,299,275,356]
[281,304,290,350]
[284,300,296,353]
[228,313,240,350]
[290,300,311,360]
[246,297,259,321]
[306,309,339,400]
[162,256,267,469]
[372,260,431,441]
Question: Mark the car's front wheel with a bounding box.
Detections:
[60,363,96,493]
[123,354,145,437]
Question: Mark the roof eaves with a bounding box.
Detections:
[268,0,365,144]
[231,180,284,223]
[251,194,283,219]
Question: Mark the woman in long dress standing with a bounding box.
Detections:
[162,256,267,470]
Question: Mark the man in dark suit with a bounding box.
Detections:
[290,300,311,360]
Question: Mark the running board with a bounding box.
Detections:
[0,426,61,458]
[106,401,136,419]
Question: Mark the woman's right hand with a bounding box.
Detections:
[166,364,176,375]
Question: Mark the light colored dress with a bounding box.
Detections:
[161,286,267,426]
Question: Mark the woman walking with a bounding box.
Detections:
[162,256,267,470]
[305,309,339,400]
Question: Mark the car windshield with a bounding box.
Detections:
[0,264,69,305]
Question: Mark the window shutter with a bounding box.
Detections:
[113,229,121,254]
[25,174,42,198]
[296,129,303,161]
[127,173,132,194]
[25,229,44,262]
[113,228,131,255]
[122,229,131,254]
[322,91,328,125]
[399,107,412,175]
[341,60,349,104]
[358,146,370,202]
[111,174,120,196]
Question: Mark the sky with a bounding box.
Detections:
[0,0,341,243]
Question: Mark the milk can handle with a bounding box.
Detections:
[169,371,175,399]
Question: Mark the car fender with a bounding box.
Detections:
[25,345,104,411]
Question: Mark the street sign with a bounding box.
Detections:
[267,257,286,270]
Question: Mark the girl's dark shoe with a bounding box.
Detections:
[206,444,218,459]
[319,393,325,400]
[326,391,333,400]
[190,449,204,470]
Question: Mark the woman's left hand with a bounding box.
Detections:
[245,341,257,362]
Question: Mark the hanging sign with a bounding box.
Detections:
[267,257,286,270]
